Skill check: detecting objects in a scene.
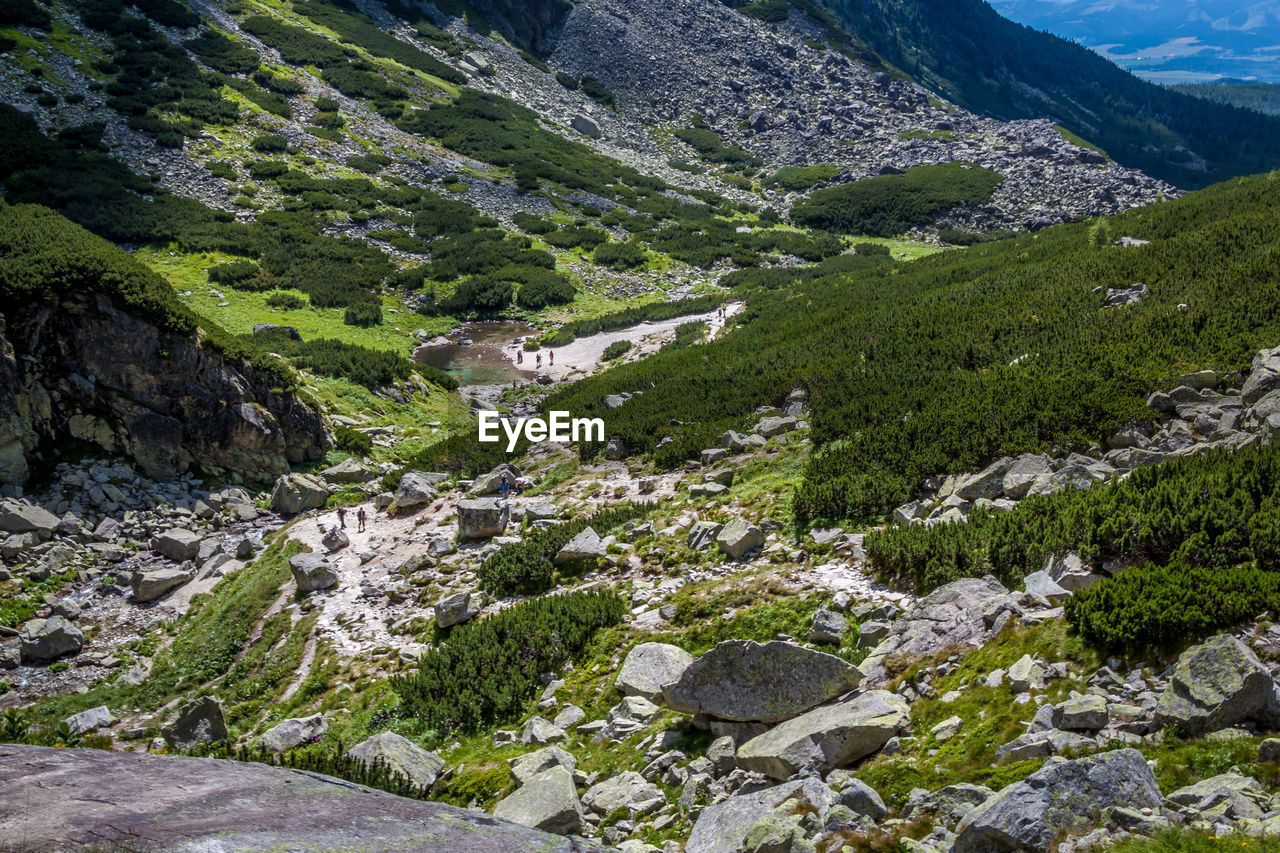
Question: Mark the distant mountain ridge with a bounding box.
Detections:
[992,0,1280,83]
[820,0,1280,187]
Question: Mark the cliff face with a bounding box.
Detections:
[0,294,327,485]
[470,0,572,55]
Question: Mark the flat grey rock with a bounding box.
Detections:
[0,745,598,851]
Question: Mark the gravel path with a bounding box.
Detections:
[502,301,742,381]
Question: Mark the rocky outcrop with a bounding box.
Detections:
[953,749,1162,852]
[0,295,326,486]
[491,765,585,836]
[347,732,445,790]
[258,714,327,753]
[1154,633,1280,736]
[289,552,339,593]
[0,744,599,851]
[616,642,694,703]
[162,696,228,751]
[860,576,1012,684]
[665,640,863,722]
[736,689,909,779]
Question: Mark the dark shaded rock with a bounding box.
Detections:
[0,290,325,486]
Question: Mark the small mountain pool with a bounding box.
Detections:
[413,321,539,386]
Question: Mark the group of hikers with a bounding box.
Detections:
[498,473,533,497]
[515,349,554,367]
[334,506,367,532]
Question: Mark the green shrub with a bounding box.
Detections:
[865,446,1280,595]
[514,271,575,309]
[791,163,1004,236]
[265,290,307,309]
[343,300,383,327]
[741,0,791,22]
[602,340,632,361]
[1065,563,1280,655]
[579,74,614,107]
[439,276,513,315]
[478,503,652,595]
[594,240,648,270]
[767,164,841,191]
[251,133,288,153]
[393,591,627,734]
[554,71,578,90]
[333,424,373,455]
[209,260,262,287]
[185,30,259,75]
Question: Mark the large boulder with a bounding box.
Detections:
[859,576,1011,685]
[616,642,694,703]
[154,528,202,561]
[491,766,584,836]
[664,640,863,723]
[162,696,228,751]
[18,615,84,663]
[554,527,606,563]
[1154,633,1280,736]
[457,498,510,539]
[956,457,1013,501]
[0,499,59,538]
[756,415,798,437]
[435,591,485,628]
[347,732,445,790]
[258,714,327,753]
[322,458,374,484]
[0,744,601,852]
[952,749,1162,853]
[395,471,439,510]
[1001,454,1053,500]
[509,746,576,787]
[581,771,666,817]
[716,518,764,560]
[469,464,522,497]
[289,553,338,593]
[131,566,195,603]
[1243,345,1280,405]
[736,690,909,779]
[63,706,115,736]
[686,778,837,853]
[809,609,849,645]
[270,474,328,515]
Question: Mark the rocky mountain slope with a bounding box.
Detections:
[0,205,328,486]
[8,1,1280,852]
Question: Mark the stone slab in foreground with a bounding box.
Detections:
[0,744,606,852]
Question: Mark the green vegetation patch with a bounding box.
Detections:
[478,502,652,595]
[865,444,1280,654]
[393,590,627,734]
[791,162,1003,236]
[0,203,290,385]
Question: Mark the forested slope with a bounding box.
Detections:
[548,171,1280,525]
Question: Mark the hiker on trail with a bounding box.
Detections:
[357,507,367,532]
[337,507,347,529]
[536,353,542,367]
[549,350,554,365]
[517,349,523,364]
[500,474,512,497]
